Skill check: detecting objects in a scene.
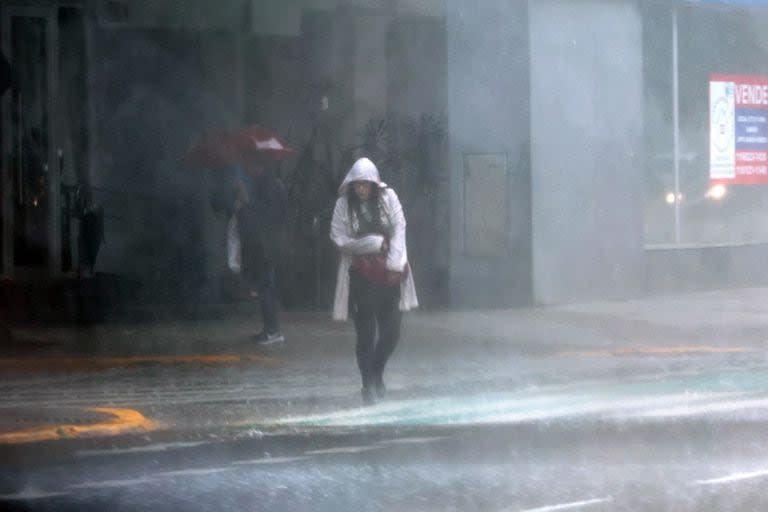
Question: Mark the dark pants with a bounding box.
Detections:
[350,270,402,389]
[237,210,280,334]
[257,259,280,333]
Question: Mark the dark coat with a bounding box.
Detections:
[237,171,287,273]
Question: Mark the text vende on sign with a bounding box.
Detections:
[735,83,768,106]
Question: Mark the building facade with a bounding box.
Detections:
[2,0,767,316]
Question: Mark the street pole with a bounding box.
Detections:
[672,6,681,245]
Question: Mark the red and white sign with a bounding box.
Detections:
[710,74,768,185]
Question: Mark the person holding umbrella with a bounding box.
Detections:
[186,126,294,345]
[330,157,418,404]
[228,127,294,345]
[237,152,288,345]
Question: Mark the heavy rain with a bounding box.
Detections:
[3,1,768,511]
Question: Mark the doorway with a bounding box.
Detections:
[2,4,87,279]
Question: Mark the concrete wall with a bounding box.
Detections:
[445,0,532,307]
[386,17,446,121]
[352,12,391,137]
[529,0,645,304]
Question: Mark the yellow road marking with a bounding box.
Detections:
[558,346,753,358]
[0,407,160,444]
[0,354,279,373]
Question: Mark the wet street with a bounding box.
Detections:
[2,293,768,511]
[7,419,768,512]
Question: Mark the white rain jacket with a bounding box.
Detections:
[330,157,419,320]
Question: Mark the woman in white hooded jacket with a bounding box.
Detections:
[330,157,418,404]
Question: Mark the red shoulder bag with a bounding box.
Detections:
[353,253,409,286]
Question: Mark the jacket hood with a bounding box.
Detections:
[338,157,386,195]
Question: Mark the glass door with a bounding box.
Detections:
[2,6,60,277]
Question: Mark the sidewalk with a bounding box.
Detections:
[417,287,768,350]
[4,287,768,358]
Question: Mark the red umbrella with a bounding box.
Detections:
[184,131,238,169]
[184,126,295,169]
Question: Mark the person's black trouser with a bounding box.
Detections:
[237,210,280,334]
[350,270,402,389]
[257,258,280,333]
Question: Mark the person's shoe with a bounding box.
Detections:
[361,387,376,406]
[253,330,285,345]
